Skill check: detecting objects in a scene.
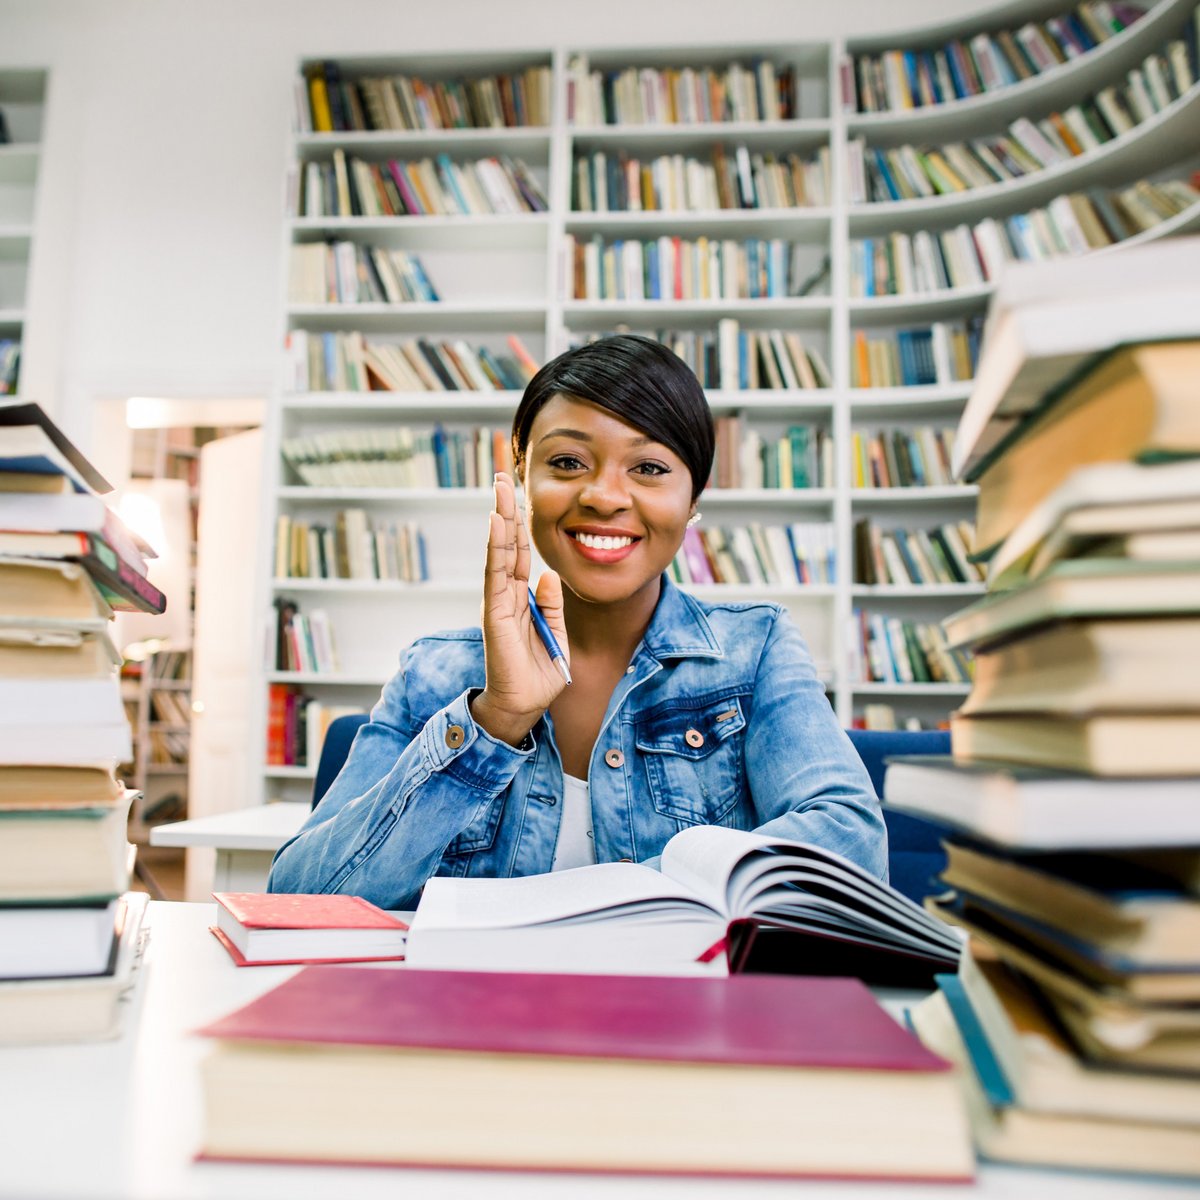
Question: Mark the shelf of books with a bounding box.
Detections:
[0,68,46,399]
[253,11,1200,803]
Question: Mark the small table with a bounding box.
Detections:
[149,802,308,890]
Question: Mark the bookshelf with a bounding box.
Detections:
[121,649,192,842]
[254,3,1200,805]
[0,68,46,398]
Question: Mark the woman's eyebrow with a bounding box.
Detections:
[536,428,654,446]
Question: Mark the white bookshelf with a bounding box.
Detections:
[0,68,46,397]
[253,6,1200,804]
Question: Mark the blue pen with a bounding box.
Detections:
[527,586,572,685]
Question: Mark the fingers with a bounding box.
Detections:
[514,491,531,586]
[482,510,510,609]
[495,472,517,581]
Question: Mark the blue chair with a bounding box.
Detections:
[312,713,369,808]
[312,715,951,900]
[846,728,951,903]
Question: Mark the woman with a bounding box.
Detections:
[269,334,886,908]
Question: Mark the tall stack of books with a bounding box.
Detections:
[0,402,157,1043]
[883,239,1200,1180]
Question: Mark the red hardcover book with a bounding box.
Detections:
[210,892,408,966]
[196,966,973,1179]
[264,683,288,766]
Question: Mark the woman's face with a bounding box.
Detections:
[521,394,696,607]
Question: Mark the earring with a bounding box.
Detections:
[687,511,702,528]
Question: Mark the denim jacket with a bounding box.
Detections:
[268,577,887,909]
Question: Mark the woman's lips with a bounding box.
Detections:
[567,530,641,564]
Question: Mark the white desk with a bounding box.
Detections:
[0,901,1191,1200]
[149,803,308,890]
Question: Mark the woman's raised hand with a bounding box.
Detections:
[469,472,570,746]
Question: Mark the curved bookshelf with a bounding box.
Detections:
[845,0,1196,138]
[848,81,1200,233]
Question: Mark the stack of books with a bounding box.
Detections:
[0,401,153,1044]
[883,240,1200,1179]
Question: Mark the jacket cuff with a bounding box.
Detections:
[419,688,536,789]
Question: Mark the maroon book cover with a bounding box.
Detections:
[196,965,948,1072]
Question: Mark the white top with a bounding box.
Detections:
[551,774,597,871]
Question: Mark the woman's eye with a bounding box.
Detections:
[634,461,669,476]
[547,454,585,470]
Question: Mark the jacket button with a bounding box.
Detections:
[445,724,465,749]
[685,728,704,748]
[604,748,624,768]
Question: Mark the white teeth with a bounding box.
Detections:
[575,532,633,550]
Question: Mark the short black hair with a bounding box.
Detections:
[511,334,715,502]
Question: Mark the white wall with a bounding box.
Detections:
[1,0,1007,447]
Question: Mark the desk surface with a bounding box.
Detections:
[0,902,1191,1200]
[149,802,309,851]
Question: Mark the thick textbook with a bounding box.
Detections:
[882,755,1200,849]
[972,341,1200,553]
[940,558,1200,650]
[910,986,1200,1179]
[941,841,1200,967]
[930,893,1199,1004]
[962,617,1200,714]
[197,966,973,1179]
[952,238,1200,481]
[0,891,148,1045]
[0,557,113,630]
[0,897,120,979]
[0,789,135,902]
[949,710,1200,777]
[406,825,961,983]
[953,952,1200,1126]
[984,458,1200,588]
[210,891,408,965]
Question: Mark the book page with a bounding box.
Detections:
[661,825,960,955]
[411,861,712,932]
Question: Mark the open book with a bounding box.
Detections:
[406,825,961,984]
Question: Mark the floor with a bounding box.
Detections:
[130,846,187,902]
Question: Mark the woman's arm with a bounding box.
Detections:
[743,610,889,879]
[266,659,535,908]
[268,472,570,907]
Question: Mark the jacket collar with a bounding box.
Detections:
[640,575,724,661]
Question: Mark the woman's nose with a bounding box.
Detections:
[578,467,630,513]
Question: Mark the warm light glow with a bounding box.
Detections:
[125,397,176,429]
[117,491,168,562]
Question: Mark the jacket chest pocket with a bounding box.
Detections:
[635,697,747,825]
[443,790,504,858]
